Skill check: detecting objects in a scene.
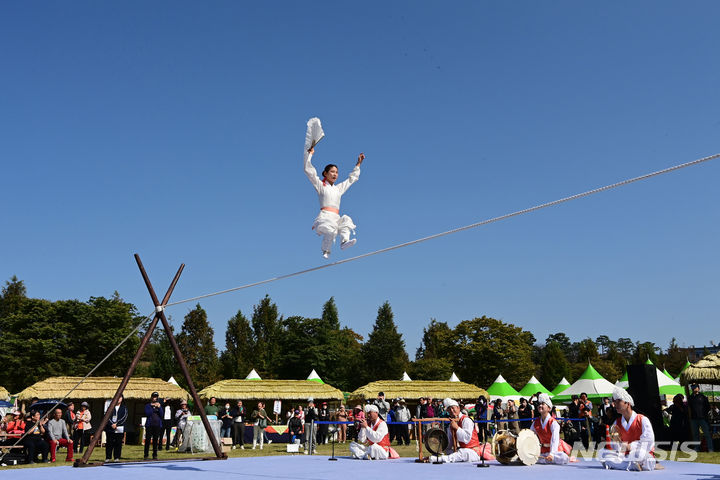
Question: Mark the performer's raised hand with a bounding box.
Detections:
[308,146,315,154]
[356,152,365,166]
[449,418,460,431]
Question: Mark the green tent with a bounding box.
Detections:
[551,377,571,396]
[553,363,616,401]
[518,376,553,397]
[486,374,521,402]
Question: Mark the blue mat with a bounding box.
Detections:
[3,455,720,479]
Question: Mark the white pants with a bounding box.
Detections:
[598,449,656,471]
[313,211,356,252]
[439,447,481,463]
[349,441,388,460]
[537,451,569,465]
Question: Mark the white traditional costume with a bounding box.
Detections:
[303,118,360,258]
[599,388,656,471]
[530,393,570,465]
[349,405,393,460]
[437,398,488,463]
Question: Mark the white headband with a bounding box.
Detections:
[537,393,553,409]
[364,404,379,413]
[612,387,634,407]
[443,397,459,409]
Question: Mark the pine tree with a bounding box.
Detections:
[539,341,570,387]
[251,295,282,378]
[220,310,255,379]
[146,322,178,381]
[360,302,409,383]
[0,275,27,316]
[321,297,340,330]
[176,304,219,389]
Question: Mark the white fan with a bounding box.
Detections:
[305,117,325,152]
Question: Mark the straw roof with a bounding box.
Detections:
[681,353,720,385]
[17,376,189,402]
[198,379,344,401]
[0,386,9,400]
[349,380,487,401]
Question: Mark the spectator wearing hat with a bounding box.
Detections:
[5,410,25,443]
[303,399,318,453]
[174,400,190,447]
[688,383,713,452]
[334,405,348,443]
[104,394,127,462]
[73,401,92,453]
[373,392,390,420]
[144,392,163,460]
[387,399,398,443]
[288,409,304,444]
[394,398,411,446]
[475,396,489,443]
[317,401,330,444]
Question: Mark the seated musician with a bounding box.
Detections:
[599,388,656,471]
[436,398,489,463]
[349,405,398,460]
[530,393,571,465]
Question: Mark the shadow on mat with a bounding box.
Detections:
[107,462,321,479]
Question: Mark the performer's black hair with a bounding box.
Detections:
[322,164,338,177]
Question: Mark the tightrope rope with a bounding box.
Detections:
[164,152,719,309]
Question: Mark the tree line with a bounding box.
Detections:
[0,276,688,395]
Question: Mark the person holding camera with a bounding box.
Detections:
[144,392,163,460]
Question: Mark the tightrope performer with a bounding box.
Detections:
[599,387,656,471]
[303,118,364,258]
[530,393,571,465]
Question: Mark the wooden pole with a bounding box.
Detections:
[75,262,185,466]
[134,254,225,460]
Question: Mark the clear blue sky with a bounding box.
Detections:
[2,1,719,364]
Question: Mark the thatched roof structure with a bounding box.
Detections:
[681,353,720,385]
[349,380,488,402]
[17,376,189,402]
[198,379,344,401]
[0,386,9,400]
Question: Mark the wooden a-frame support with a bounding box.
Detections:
[74,254,226,466]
